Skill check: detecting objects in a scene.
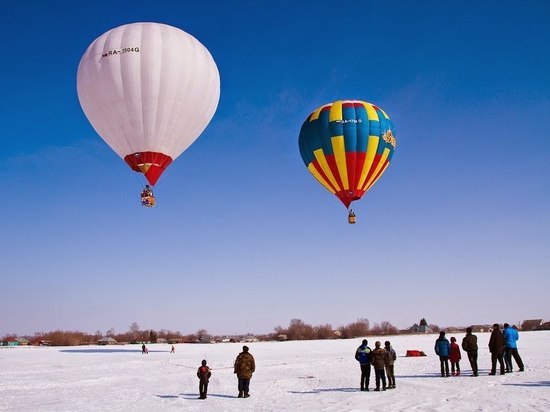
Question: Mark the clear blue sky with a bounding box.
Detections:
[2,0,549,337]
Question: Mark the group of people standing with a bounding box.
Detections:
[435,323,524,377]
[196,345,256,400]
[355,339,396,391]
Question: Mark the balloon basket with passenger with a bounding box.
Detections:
[140,185,156,208]
[348,209,356,224]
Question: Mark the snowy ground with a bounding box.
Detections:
[1,331,549,411]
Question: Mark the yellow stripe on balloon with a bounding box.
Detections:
[366,161,389,192]
[362,102,379,122]
[331,135,349,190]
[362,147,390,191]
[313,148,341,191]
[329,100,343,122]
[308,163,336,194]
[357,136,380,189]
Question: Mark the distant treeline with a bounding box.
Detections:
[3,318,547,347]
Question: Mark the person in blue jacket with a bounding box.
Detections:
[355,339,372,391]
[434,331,451,377]
[503,323,524,372]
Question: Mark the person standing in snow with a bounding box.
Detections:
[449,337,461,376]
[434,331,450,377]
[503,323,524,372]
[196,359,211,399]
[461,327,479,376]
[488,323,505,375]
[371,341,387,391]
[384,341,397,389]
[355,339,372,391]
[234,345,255,398]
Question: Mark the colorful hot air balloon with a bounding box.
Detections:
[298,100,396,223]
[77,22,220,206]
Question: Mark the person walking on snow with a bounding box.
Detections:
[434,331,450,377]
[462,327,479,376]
[234,345,255,398]
[196,359,211,399]
[355,339,372,391]
[384,341,397,389]
[449,337,461,376]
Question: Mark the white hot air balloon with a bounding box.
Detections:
[77,22,220,207]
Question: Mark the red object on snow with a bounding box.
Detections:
[406,350,427,357]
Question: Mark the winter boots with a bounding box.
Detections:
[238,391,243,398]
[238,391,250,398]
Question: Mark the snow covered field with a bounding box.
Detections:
[1,331,549,411]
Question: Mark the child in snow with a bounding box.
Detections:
[197,359,212,399]
[449,337,461,376]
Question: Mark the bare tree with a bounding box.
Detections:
[379,321,398,335]
[286,319,315,340]
[314,324,334,340]
[129,322,140,340]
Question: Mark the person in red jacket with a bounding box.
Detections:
[449,337,462,376]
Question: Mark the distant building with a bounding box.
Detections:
[156,338,168,344]
[98,337,118,345]
[470,325,491,333]
[521,319,544,331]
[1,337,20,346]
[409,323,433,333]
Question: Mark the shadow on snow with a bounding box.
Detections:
[59,349,165,354]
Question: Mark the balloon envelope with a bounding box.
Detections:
[77,22,220,185]
[298,100,396,208]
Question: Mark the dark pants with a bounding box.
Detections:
[360,364,371,390]
[505,348,524,371]
[491,353,505,374]
[374,368,386,389]
[385,364,395,387]
[439,356,450,376]
[199,380,208,399]
[467,350,478,376]
[451,361,460,374]
[238,378,250,394]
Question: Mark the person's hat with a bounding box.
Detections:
[362,339,368,345]
[493,323,499,328]
[243,345,249,352]
[504,323,510,328]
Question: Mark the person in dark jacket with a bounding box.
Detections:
[434,331,451,377]
[462,327,479,376]
[371,341,387,391]
[503,323,524,372]
[449,337,461,376]
[234,345,255,398]
[355,339,372,391]
[196,359,212,399]
[384,341,397,389]
[488,323,505,375]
